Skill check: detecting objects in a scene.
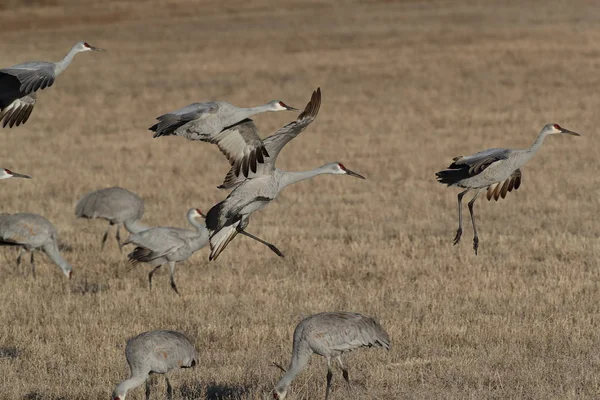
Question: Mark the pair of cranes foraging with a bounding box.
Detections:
[112,312,390,400]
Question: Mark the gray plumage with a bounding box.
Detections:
[0,41,104,128]
[205,88,365,261]
[436,123,581,255]
[112,330,197,400]
[150,98,298,181]
[0,213,72,278]
[75,187,147,252]
[273,312,391,400]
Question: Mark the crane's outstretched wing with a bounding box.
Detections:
[218,88,321,190]
[486,168,522,201]
[0,92,36,128]
[150,102,219,137]
[1,64,56,94]
[435,148,510,186]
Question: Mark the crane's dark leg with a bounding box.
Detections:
[337,356,351,390]
[101,222,111,250]
[454,189,470,245]
[468,190,482,255]
[168,261,180,295]
[148,265,162,291]
[145,378,151,400]
[16,248,24,272]
[115,224,122,253]
[165,376,173,400]
[238,228,284,258]
[325,358,333,400]
[30,251,36,279]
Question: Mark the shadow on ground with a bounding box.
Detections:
[180,382,251,400]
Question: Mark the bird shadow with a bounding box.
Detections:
[179,382,251,400]
[0,346,20,359]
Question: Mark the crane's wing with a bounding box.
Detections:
[125,227,187,264]
[0,63,56,94]
[311,313,391,353]
[218,88,321,190]
[0,92,36,128]
[486,168,522,201]
[149,102,219,138]
[0,214,51,244]
[436,148,511,186]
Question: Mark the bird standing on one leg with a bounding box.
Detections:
[436,123,580,255]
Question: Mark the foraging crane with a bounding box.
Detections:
[0,168,31,180]
[273,312,391,400]
[0,213,72,278]
[436,123,581,255]
[205,88,365,260]
[124,208,283,294]
[0,41,105,128]
[112,330,197,400]
[75,187,147,252]
[150,96,298,181]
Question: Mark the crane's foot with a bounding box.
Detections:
[473,236,479,255]
[170,280,181,296]
[453,228,462,245]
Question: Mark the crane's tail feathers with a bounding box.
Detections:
[150,114,188,138]
[127,247,155,264]
[209,225,239,261]
[486,171,522,201]
[435,166,471,186]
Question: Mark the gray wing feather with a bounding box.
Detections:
[451,148,510,175]
[124,227,187,260]
[75,187,143,223]
[1,64,56,94]
[0,213,54,246]
[0,93,36,128]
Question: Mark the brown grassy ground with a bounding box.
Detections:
[0,0,598,399]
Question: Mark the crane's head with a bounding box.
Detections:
[187,208,206,219]
[542,123,581,136]
[0,168,31,180]
[268,100,299,112]
[324,162,366,179]
[75,41,106,52]
[112,383,128,400]
[272,387,288,399]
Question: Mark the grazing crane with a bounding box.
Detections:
[205,88,365,260]
[125,208,283,294]
[0,168,31,180]
[150,96,298,181]
[0,213,72,278]
[273,312,391,400]
[75,187,147,252]
[0,41,105,128]
[436,123,581,255]
[112,330,197,400]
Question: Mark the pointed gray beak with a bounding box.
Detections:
[89,45,106,52]
[560,128,580,136]
[12,172,31,179]
[345,169,366,179]
[285,105,299,111]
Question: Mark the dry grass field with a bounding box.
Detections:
[0,0,598,398]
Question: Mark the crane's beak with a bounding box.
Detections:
[345,169,366,179]
[89,45,106,52]
[12,172,31,179]
[560,127,580,136]
[285,105,299,111]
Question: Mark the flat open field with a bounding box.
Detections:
[0,1,598,399]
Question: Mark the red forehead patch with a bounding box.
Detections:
[338,163,346,171]
[278,101,286,107]
[4,169,12,174]
[553,124,561,130]
[84,42,90,48]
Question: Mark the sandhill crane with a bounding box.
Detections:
[124,208,283,294]
[112,330,197,400]
[436,123,581,255]
[0,41,105,128]
[150,97,298,181]
[75,187,147,252]
[0,213,72,278]
[205,88,365,260]
[273,312,391,400]
[0,168,30,180]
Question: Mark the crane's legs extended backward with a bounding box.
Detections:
[238,229,285,258]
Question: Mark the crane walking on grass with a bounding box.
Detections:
[0,41,105,128]
[124,208,283,294]
[0,213,73,278]
[272,312,391,400]
[436,123,581,255]
[206,88,365,260]
[112,330,197,400]
[75,187,148,252]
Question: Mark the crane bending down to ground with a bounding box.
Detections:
[112,330,197,400]
[273,312,391,400]
[124,208,283,294]
[75,187,148,252]
[205,88,365,260]
[0,41,104,128]
[436,123,581,255]
[0,213,72,278]
[150,96,298,182]
[0,168,30,180]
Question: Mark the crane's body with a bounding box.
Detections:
[205,88,365,260]
[112,330,197,400]
[436,123,581,254]
[0,213,72,278]
[0,41,104,128]
[75,187,147,252]
[273,312,391,400]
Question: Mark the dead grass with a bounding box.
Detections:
[0,0,598,399]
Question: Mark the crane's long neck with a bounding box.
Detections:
[42,238,72,277]
[512,130,549,166]
[278,165,334,191]
[124,219,150,234]
[227,103,273,124]
[113,373,148,398]
[275,344,312,394]
[54,45,81,76]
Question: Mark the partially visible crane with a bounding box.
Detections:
[112,330,197,400]
[206,88,365,260]
[75,187,147,252]
[0,168,30,180]
[124,208,283,294]
[0,213,73,278]
[436,123,581,254]
[0,41,105,128]
[273,312,391,400]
